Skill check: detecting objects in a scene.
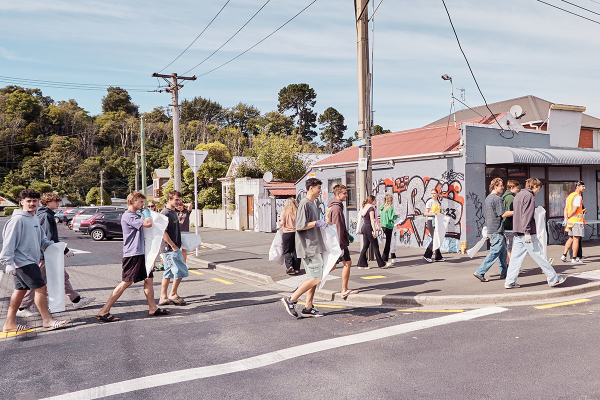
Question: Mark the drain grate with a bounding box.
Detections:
[335,311,395,324]
[569,269,600,281]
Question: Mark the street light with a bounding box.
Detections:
[441,74,456,128]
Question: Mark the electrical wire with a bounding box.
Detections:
[356,0,371,22]
[536,0,600,24]
[158,0,231,73]
[182,0,272,75]
[453,97,485,118]
[440,0,508,138]
[560,0,600,15]
[193,0,317,78]
[0,76,154,92]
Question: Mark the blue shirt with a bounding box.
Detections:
[121,211,145,257]
[485,193,506,235]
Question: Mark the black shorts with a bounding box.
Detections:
[340,247,351,262]
[14,263,46,291]
[122,254,153,283]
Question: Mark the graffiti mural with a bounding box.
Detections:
[548,219,568,244]
[296,189,326,220]
[275,199,286,227]
[466,192,484,238]
[372,170,465,248]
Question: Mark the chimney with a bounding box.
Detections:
[547,104,586,148]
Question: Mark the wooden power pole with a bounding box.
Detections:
[151,72,197,192]
[356,0,372,206]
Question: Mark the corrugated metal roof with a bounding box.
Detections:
[486,145,600,164]
[269,189,297,196]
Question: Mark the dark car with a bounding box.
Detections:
[79,212,102,234]
[63,207,84,228]
[88,211,125,241]
[72,206,124,232]
[53,207,69,223]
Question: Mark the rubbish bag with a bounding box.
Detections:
[433,214,450,251]
[317,224,342,290]
[143,210,169,276]
[181,233,202,251]
[269,229,284,265]
[467,227,489,258]
[44,242,67,313]
[535,206,548,259]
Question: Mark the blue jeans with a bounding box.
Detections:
[505,235,558,286]
[475,233,507,277]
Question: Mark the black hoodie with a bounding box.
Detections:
[327,198,349,248]
[36,206,70,254]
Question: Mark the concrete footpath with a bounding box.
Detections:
[190,227,600,307]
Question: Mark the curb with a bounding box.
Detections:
[187,257,275,286]
[189,256,600,307]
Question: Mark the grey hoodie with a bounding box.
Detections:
[0,209,54,268]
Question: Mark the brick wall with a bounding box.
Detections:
[579,129,594,148]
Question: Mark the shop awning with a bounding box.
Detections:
[486,145,600,165]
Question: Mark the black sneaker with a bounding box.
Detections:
[281,296,298,318]
[301,307,324,318]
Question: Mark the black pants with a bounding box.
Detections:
[423,219,443,261]
[282,232,301,272]
[382,227,393,262]
[358,223,386,268]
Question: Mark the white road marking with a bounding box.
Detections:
[69,249,91,254]
[42,306,507,400]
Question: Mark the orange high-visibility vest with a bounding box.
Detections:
[566,192,584,228]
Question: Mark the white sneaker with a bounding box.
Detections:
[571,258,584,264]
[15,308,40,318]
[73,297,96,309]
[560,255,567,262]
[382,262,393,269]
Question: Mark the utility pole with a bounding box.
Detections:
[135,153,139,192]
[151,72,197,192]
[100,170,105,206]
[356,0,372,207]
[140,116,147,206]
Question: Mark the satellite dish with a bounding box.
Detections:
[263,171,273,183]
[509,105,523,118]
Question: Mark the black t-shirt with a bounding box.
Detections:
[160,208,182,253]
[177,208,190,232]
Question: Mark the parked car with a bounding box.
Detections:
[88,210,125,241]
[63,207,84,228]
[53,207,69,223]
[72,206,125,232]
[79,213,102,234]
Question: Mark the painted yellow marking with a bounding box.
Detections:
[298,302,346,309]
[534,299,591,309]
[189,270,203,275]
[396,309,464,313]
[0,327,43,339]
[361,275,386,280]
[212,278,234,285]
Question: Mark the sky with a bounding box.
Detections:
[1,0,600,141]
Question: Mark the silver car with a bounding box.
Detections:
[72,206,124,232]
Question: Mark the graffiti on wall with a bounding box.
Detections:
[296,189,326,220]
[275,199,286,227]
[466,192,484,238]
[372,169,465,247]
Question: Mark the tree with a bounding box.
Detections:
[86,187,111,206]
[247,133,308,181]
[223,103,261,137]
[277,83,317,142]
[180,97,224,125]
[7,185,26,202]
[31,182,53,194]
[251,111,294,136]
[144,106,170,123]
[318,107,347,153]
[198,186,222,208]
[373,125,391,136]
[101,87,138,116]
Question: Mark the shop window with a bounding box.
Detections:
[549,182,577,218]
[328,178,342,194]
[548,167,580,181]
[530,167,545,179]
[345,170,356,209]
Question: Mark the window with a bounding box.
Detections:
[549,182,577,218]
[328,178,342,194]
[345,170,356,209]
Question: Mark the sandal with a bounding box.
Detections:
[158,299,175,306]
[3,324,30,333]
[341,290,358,300]
[44,320,68,331]
[95,313,120,323]
[148,308,171,316]
[169,296,186,306]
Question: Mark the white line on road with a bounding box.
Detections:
[69,248,91,254]
[42,306,507,400]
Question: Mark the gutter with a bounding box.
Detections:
[314,149,463,169]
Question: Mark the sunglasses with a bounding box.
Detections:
[148,205,156,208]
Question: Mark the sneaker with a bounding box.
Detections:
[382,262,393,269]
[499,275,506,279]
[572,257,583,264]
[15,308,39,318]
[281,296,298,318]
[357,266,371,270]
[155,264,165,271]
[301,307,324,318]
[423,256,433,263]
[505,282,521,289]
[550,275,568,287]
[560,255,567,262]
[436,258,446,262]
[548,258,554,266]
[472,272,488,282]
[73,297,96,309]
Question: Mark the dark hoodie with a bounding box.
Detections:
[327,198,350,248]
[502,190,516,231]
[36,206,70,255]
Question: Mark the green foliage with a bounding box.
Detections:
[31,182,53,194]
[101,87,138,115]
[198,186,221,207]
[203,204,221,210]
[251,111,294,136]
[7,186,26,202]
[1,90,42,123]
[247,133,307,182]
[180,97,223,125]
[223,103,261,137]
[235,161,264,179]
[143,107,170,123]
[160,179,174,205]
[4,206,20,216]
[86,187,112,206]
[373,125,391,136]
[277,83,317,141]
[318,107,347,153]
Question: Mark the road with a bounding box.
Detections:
[1,218,600,399]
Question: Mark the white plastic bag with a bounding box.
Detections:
[467,227,489,258]
[269,229,284,265]
[181,233,202,251]
[44,242,67,313]
[143,210,169,276]
[432,214,450,251]
[317,224,342,290]
[535,206,547,259]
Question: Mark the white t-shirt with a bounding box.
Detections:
[571,195,583,224]
[425,199,436,220]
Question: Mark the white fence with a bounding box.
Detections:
[202,209,227,229]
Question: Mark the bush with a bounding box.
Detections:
[198,186,221,207]
[86,187,112,206]
[4,206,20,216]
[203,205,221,210]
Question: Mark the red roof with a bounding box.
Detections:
[263,181,295,187]
[314,114,505,166]
[269,189,297,196]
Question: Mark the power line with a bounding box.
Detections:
[0,76,154,92]
[440,0,508,138]
[182,0,272,75]
[194,0,318,78]
[561,0,600,16]
[537,0,600,23]
[355,0,370,21]
[158,0,231,73]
